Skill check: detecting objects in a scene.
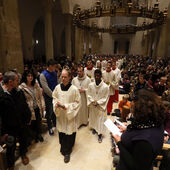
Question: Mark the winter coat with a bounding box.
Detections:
[19,82,45,120]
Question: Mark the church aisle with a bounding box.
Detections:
[15,124,113,170]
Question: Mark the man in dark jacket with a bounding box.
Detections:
[0,116,7,144]
[0,71,31,170]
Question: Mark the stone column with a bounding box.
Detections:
[80,29,84,58]
[75,27,79,61]
[152,27,160,60]
[96,36,101,54]
[65,14,72,58]
[144,31,150,56]
[94,35,99,54]
[91,33,95,54]
[0,5,6,71]
[75,27,84,61]
[148,31,154,57]
[85,31,90,55]
[44,0,54,61]
[89,32,92,54]
[0,0,24,72]
[93,35,96,54]
[91,33,98,54]
[157,23,169,59]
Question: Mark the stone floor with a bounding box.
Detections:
[14,95,160,170]
[15,97,121,170]
[15,122,114,170]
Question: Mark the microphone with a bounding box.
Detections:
[5,135,15,147]
[0,135,15,153]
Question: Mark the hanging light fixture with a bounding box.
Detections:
[73,0,168,34]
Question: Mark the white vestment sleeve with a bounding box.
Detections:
[87,84,95,106]
[97,86,109,111]
[52,86,61,117]
[65,89,81,120]
[110,73,118,88]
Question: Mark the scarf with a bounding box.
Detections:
[127,118,161,130]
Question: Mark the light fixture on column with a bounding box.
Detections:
[35,40,39,44]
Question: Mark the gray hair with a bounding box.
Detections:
[3,71,17,84]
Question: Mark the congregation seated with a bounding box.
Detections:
[163,101,170,144]
[118,94,131,112]
[119,73,130,94]
[154,76,168,96]
[162,75,170,102]
[121,105,131,122]
[134,73,148,93]
[1,54,170,169]
[154,131,170,170]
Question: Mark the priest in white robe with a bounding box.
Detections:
[52,68,81,163]
[84,59,95,81]
[102,61,118,114]
[112,62,121,102]
[87,69,109,143]
[72,66,91,128]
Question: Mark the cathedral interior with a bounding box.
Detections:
[0,0,170,72]
[0,0,170,170]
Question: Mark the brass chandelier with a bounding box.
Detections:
[73,0,168,34]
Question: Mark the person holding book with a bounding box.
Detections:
[52,68,81,163]
[112,89,165,170]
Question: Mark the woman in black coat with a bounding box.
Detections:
[112,89,165,170]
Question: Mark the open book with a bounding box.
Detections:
[104,118,122,136]
[114,119,126,128]
[0,145,3,153]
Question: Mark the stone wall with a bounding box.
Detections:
[0,0,23,72]
[0,0,170,73]
[68,0,170,58]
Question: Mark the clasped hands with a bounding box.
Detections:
[79,87,85,93]
[92,100,98,107]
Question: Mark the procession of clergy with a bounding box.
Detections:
[53,58,121,163]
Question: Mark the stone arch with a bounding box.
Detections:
[32,17,46,63]
[114,38,130,54]
[52,0,66,59]
[18,0,44,63]
[60,0,70,14]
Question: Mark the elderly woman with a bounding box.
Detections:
[112,89,165,170]
[20,70,45,142]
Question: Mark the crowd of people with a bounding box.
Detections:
[0,54,169,170]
